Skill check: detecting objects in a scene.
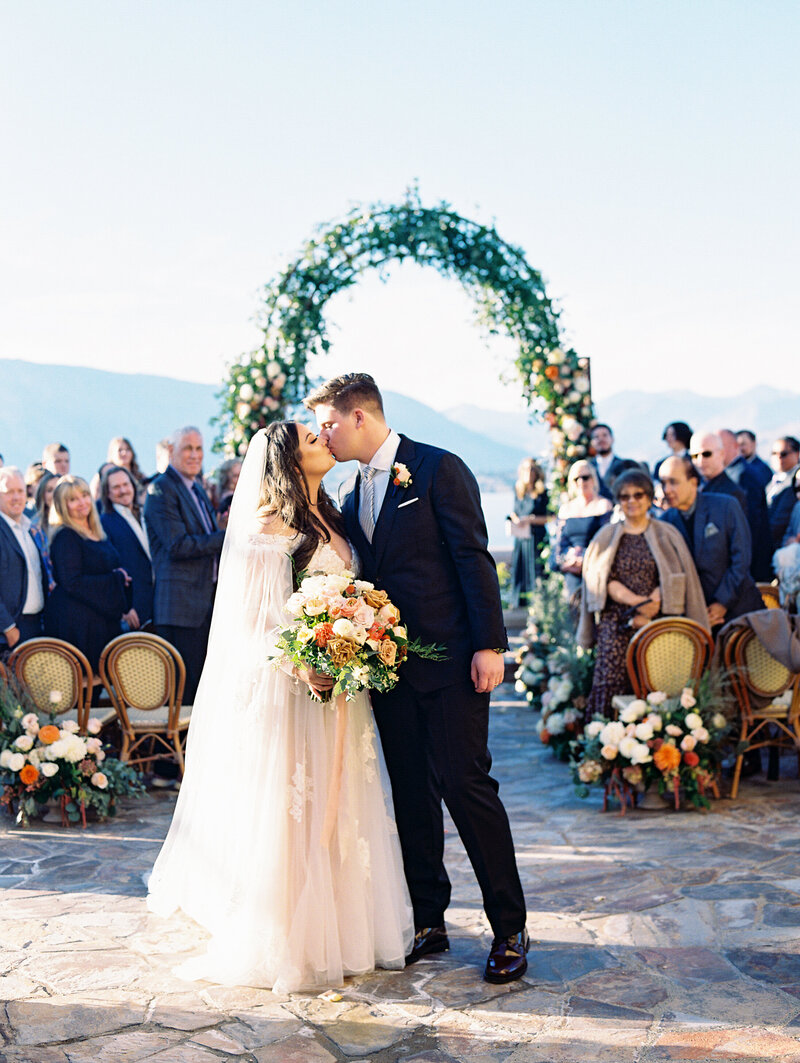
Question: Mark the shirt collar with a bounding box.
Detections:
[1,510,31,533]
[361,429,401,474]
[172,466,199,492]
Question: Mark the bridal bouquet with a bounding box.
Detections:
[271,570,445,701]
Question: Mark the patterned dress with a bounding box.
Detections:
[586,532,659,718]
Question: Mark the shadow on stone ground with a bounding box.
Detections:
[3,679,800,1061]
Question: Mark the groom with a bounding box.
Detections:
[306,373,528,984]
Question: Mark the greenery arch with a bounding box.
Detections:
[216,189,595,489]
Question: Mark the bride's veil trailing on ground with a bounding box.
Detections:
[147,427,297,927]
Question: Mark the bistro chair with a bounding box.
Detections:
[756,583,781,610]
[99,632,192,776]
[611,617,714,717]
[8,637,113,734]
[723,626,800,799]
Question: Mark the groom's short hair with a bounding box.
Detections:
[304,373,385,417]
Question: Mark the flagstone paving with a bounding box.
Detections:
[3,678,800,1061]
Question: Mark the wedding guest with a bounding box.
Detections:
[734,430,772,489]
[29,471,56,590]
[766,437,800,549]
[781,469,800,546]
[143,437,173,487]
[24,463,46,517]
[659,456,764,632]
[589,423,632,498]
[508,458,549,607]
[209,458,242,515]
[42,443,70,477]
[717,428,772,580]
[653,421,693,479]
[44,476,133,669]
[0,467,49,655]
[90,462,117,502]
[553,460,613,599]
[144,427,224,701]
[578,469,708,717]
[691,432,749,515]
[107,436,146,501]
[100,465,153,628]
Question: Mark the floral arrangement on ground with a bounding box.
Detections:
[513,573,594,759]
[0,677,143,827]
[571,675,732,811]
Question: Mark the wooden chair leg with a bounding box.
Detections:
[730,755,743,800]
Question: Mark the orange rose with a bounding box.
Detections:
[19,764,39,785]
[683,751,700,768]
[314,623,334,647]
[378,639,397,667]
[654,743,681,773]
[363,588,389,610]
[540,729,551,744]
[38,725,61,745]
[544,365,560,380]
[368,621,387,640]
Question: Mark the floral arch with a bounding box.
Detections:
[216,189,595,490]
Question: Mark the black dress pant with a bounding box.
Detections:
[372,676,526,939]
[157,606,213,703]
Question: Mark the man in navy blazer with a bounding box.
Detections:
[659,456,763,630]
[144,427,224,700]
[307,373,528,986]
[0,467,48,655]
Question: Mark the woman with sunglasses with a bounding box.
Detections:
[553,461,613,600]
[577,469,708,719]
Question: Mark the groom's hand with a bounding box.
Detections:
[471,649,505,694]
[295,665,335,699]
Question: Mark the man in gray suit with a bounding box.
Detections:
[144,427,224,700]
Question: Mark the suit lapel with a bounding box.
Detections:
[167,467,208,533]
[372,436,417,569]
[666,508,691,549]
[0,518,25,564]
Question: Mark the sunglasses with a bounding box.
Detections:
[690,451,714,459]
[773,450,793,459]
[618,491,648,502]
[575,474,593,482]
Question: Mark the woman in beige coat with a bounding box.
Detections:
[578,469,709,718]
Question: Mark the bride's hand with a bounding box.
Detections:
[295,665,335,699]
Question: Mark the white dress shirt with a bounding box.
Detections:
[1,511,45,621]
[359,429,401,527]
[113,503,151,560]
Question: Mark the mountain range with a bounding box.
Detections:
[1,358,794,482]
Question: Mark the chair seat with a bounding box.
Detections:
[611,694,635,716]
[124,705,193,730]
[57,707,116,729]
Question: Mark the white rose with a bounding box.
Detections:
[618,736,638,760]
[514,680,527,694]
[285,593,306,618]
[585,721,604,738]
[366,639,381,651]
[61,720,80,734]
[680,688,697,709]
[95,749,106,763]
[712,713,728,730]
[266,360,282,378]
[0,749,13,768]
[49,690,62,705]
[86,737,103,755]
[21,713,39,734]
[40,762,59,778]
[599,721,626,747]
[303,598,327,617]
[684,712,703,731]
[621,700,647,723]
[14,735,34,752]
[91,772,108,790]
[549,348,565,365]
[392,625,407,640]
[296,626,315,645]
[546,713,566,736]
[351,625,368,646]
[634,721,654,741]
[238,383,254,401]
[680,734,697,751]
[86,718,102,736]
[691,727,710,743]
[600,744,618,760]
[630,742,653,765]
[8,753,25,772]
[665,724,683,737]
[647,691,668,706]
[332,618,355,638]
[646,713,663,732]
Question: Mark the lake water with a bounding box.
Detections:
[481,489,515,551]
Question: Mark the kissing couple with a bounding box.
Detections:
[147,372,528,994]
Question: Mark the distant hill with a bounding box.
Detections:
[0,360,526,481]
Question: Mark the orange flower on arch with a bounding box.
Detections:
[654,743,681,773]
[19,764,39,786]
[38,725,61,745]
[544,365,560,380]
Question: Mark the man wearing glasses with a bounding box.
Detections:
[659,456,763,632]
[766,437,800,549]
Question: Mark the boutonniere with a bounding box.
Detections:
[391,462,412,489]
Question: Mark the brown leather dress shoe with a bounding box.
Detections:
[484,928,529,984]
[405,925,449,965]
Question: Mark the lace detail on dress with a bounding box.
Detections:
[306,540,359,578]
[248,531,302,552]
[287,762,313,823]
[360,725,378,784]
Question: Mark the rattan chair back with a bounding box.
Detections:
[756,583,781,610]
[626,617,714,698]
[8,637,93,732]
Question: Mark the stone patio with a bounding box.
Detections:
[2,678,800,1062]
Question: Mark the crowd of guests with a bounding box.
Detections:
[0,429,237,702]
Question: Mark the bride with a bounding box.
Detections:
[146,422,414,993]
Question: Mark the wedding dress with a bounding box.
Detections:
[146,431,414,993]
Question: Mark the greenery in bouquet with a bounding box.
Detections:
[0,676,143,826]
[572,674,731,810]
[271,570,445,701]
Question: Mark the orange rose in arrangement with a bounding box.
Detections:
[683,751,700,768]
[363,588,389,610]
[314,623,334,648]
[38,725,61,745]
[19,764,39,785]
[544,365,560,380]
[378,639,398,667]
[654,743,681,773]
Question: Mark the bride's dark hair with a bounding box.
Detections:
[259,421,346,578]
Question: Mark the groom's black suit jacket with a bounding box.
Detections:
[340,435,506,692]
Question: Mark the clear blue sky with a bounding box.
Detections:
[1,0,797,412]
